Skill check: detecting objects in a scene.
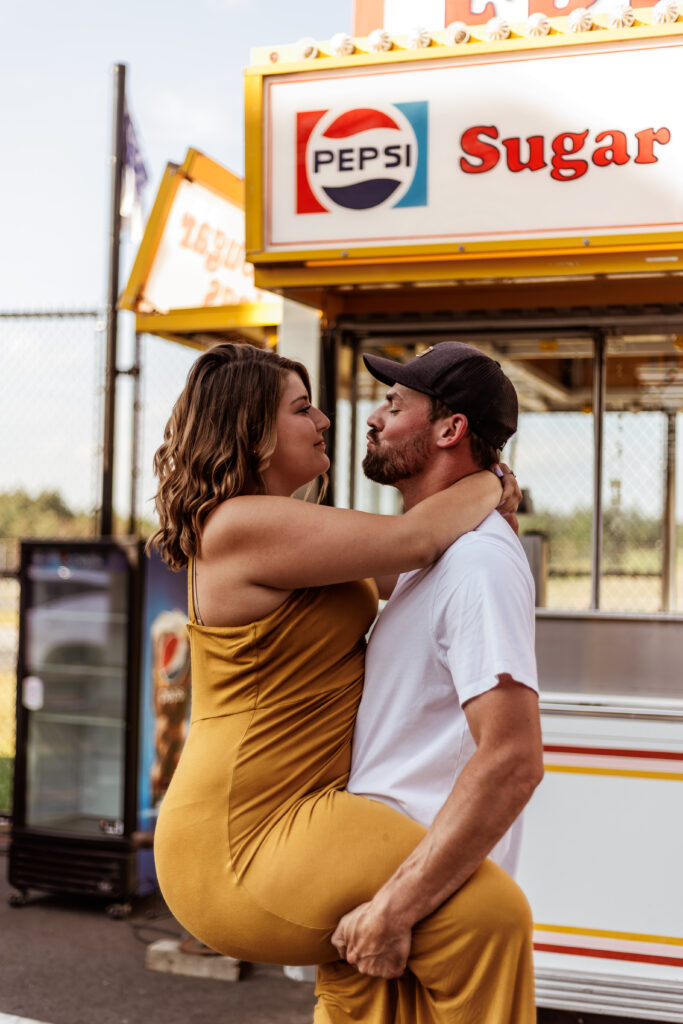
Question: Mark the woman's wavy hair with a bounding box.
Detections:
[147,342,314,570]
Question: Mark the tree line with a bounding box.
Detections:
[0,489,676,576]
[523,507,676,574]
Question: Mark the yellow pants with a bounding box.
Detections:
[314,858,536,1024]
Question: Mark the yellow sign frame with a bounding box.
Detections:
[245,14,683,289]
[121,148,281,345]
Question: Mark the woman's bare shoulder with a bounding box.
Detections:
[200,495,296,558]
[196,496,299,624]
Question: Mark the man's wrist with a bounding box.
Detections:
[370,885,420,933]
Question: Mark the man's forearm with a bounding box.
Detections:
[332,683,543,977]
[367,743,541,931]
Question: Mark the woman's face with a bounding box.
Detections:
[261,371,330,496]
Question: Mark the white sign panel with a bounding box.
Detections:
[263,38,683,254]
[142,179,263,314]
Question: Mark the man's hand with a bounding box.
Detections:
[332,680,542,952]
[331,901,412,978]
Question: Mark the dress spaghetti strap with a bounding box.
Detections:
[187,556,204,626]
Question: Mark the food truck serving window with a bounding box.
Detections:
[245,19,683,707]
[334,331,683,703]
[337,333,683,616]
[514,336,683,616]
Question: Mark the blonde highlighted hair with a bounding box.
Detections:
[148,342,313,570]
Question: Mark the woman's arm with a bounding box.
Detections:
[201,470,501,592]
[372,465,521,601]
[374,573,400,601]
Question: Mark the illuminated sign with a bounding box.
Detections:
[259,36,683,258]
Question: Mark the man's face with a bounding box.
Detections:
[363,383,436,485]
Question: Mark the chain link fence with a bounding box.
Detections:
[600,409,668,613]
[513,354,683,614]
[2,324,683,811]
[137,335,199,531]
[513,409,596,611]
[0,311,106,813]
[340,340,683,616]
[0,318,200,815]
[0,312,105,537]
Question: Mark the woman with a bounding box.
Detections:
[151,342,531,1022]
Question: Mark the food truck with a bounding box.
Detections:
[241,1,683,1018]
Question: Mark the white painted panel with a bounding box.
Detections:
[520,768,683,935]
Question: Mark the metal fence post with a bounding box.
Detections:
[662,410,677,611]
[590,332,607,610]
[101,63,126,536]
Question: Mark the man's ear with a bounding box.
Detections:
[435,413,469,449]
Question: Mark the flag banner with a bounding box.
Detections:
[120,97,149,242]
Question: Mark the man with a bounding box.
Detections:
[314,342,544,1023]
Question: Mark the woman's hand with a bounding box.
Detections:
[494,463,522,517]
[492,463,521,534]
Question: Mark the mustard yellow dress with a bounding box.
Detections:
[155,572,408,962]
[154,567,536,1023]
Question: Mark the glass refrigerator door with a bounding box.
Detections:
[21,546,130,837]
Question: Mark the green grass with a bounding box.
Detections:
[0,669,15,815]
[0,757,12,816]
[0,670,15,758]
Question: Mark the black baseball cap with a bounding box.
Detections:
[363,341,518,449]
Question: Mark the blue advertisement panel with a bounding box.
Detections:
[137,549,190,887]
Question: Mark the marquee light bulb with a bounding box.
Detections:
[526,12,551,36]
[486,16,511,40]
[406,26,432,48]
[368,28,392,52]
[330,32,355,56]
[653,0,679,22]
[297,37,318,60]
[445,21,470,44]
[567,7,593,30]
[608,2,636,27]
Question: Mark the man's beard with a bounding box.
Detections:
[362,429,431,485]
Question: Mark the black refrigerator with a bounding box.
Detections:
[8,539,190,915]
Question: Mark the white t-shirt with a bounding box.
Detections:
[347,511,538,877]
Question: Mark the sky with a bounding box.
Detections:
[0,0,352,518]
[0,0,352,311]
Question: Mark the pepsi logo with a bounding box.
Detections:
[297,102,428,214]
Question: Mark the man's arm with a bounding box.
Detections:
[331,677,544,978]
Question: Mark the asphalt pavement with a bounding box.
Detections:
[0,845,315,1024]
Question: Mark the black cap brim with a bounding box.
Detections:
[362,353,436,398]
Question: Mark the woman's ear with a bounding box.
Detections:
[435,413,469,449]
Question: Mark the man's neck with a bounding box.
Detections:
[398,454,481,511]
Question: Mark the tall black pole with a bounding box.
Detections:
[127,332,142,536]
[101,62,126,536]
